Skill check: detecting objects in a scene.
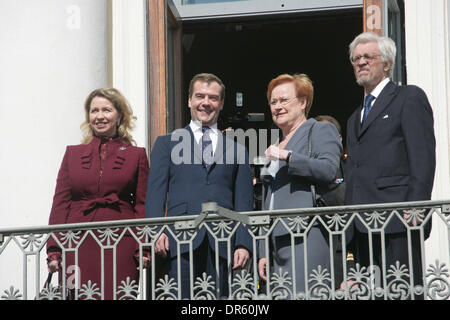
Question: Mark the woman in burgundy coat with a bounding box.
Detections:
[47,88,149,299]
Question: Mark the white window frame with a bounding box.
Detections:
[173,0,363,20]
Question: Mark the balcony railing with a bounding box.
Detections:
[0,200,449,300]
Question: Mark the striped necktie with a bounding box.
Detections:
[202,126,214,169]
[361,94,375,125]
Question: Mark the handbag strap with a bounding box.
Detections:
[44,272,53,288]
[307,122,318,206]
[307,121,315,157]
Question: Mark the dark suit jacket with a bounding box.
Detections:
[145,125,253,258]
[345,81,436,235]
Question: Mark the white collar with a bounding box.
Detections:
[367,77,390,99]
[189,120,218,133]
[189,120,220,151]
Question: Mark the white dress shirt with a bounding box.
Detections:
[189,120,220,154]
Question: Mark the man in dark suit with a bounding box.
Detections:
[145,73,253,299]
[345,32,436,297]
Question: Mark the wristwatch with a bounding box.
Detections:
[286,150,293,163]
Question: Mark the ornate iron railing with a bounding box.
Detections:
[0,200,449,300]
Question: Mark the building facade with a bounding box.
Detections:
[0,0,449,297]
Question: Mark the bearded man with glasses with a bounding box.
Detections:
[345,32,436,299]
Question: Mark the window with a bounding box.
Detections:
[173,0,363,20]
[183,0,248,4]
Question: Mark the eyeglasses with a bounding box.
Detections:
[269,96,298,107]
[351,53,381,65]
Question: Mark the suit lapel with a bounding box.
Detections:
[214,132,226,165]
[358,81,398,138]
[285,118,313,154]
[208,130,231,173]
[184,125,229,172]
[352,104,363,139]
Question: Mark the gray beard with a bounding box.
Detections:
[356,77,372,87]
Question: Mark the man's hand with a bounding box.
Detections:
[155,233,170,258]
[258,258,267,281]
[232,248,250,270]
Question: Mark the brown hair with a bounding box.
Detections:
[267,73,314,117]
[188,73,226,100]
[80,88,136,145]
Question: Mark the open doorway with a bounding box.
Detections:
[182,8,364,147]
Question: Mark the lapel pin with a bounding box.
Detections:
[120,147,127,151]
[383,114,389,119]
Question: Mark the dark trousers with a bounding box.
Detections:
[353,230,424,300]
[332,235,355,289]
[167,236,228,299]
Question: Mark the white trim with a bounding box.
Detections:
[405,0,450,280]
[111,0,148,149]
[173,0,362,20]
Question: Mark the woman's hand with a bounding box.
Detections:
[340,280,358,298]
[265,145,290,161]
[136,255,151,270]
[47,259,61,274]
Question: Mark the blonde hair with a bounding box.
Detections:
[267,73,314,117]
[81,88,137,145]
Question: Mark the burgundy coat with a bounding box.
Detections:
[48,136,149,226]
[47,136,149,299]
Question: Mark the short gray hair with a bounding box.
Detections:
[349,32,397,78]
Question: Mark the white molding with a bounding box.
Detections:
[0,0,109,294]
[405,0,450,275]
[110,0,148,150]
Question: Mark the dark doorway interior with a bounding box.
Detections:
[182,9,363,149]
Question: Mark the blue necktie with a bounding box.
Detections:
[361,94,375,125]
[202,126,214,169]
